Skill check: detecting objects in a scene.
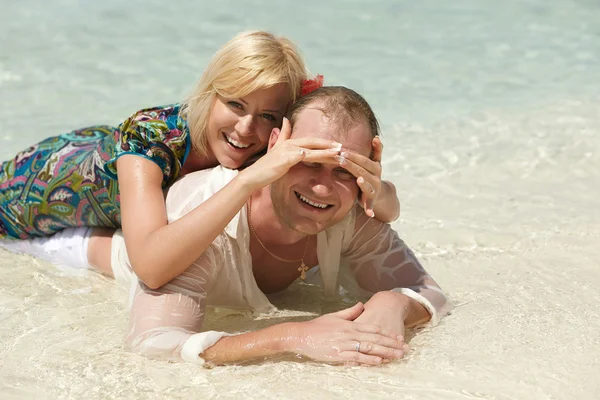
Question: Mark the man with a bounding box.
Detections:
[111,87,449,365]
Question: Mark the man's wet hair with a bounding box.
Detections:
[285,86,380,139]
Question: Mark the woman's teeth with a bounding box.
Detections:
[225,134,251,149]
[296,192,329,209]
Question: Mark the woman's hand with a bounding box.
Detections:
[286,302,406,366]
[238,117,341,190]
[335,136,384,218]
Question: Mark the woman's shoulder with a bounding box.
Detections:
[127,103,183,123]
[106,103,190,179]
[119,103,188,140]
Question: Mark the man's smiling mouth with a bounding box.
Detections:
[294,191,333,210]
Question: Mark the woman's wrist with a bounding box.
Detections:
[233,170,261,195]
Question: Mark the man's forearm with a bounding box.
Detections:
[364,291,431,328]
[201,323,295,364]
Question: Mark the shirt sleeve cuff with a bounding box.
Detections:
[391,287,440,327]
[181,330,233,364]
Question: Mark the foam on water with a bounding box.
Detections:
[1,0,599,399]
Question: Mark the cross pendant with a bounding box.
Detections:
[298,261,309,280]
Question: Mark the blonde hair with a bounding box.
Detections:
[182,31,308,155]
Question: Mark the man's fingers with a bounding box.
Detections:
[357,342,405,360]
[352,322,395,339]
[342,350,383,366]
[355,333,405,350]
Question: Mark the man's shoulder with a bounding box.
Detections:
[164,166,239,217]
[324,205,396,248]
[169,166,238,194]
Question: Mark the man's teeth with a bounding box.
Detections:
[297,193,329,209]
[225,135,251,149]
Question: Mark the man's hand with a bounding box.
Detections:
[354,291,415,359]
[200,295,430,366]
[285,302,406,366]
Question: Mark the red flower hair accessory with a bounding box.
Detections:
[301,74,324,96]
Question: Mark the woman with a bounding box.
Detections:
[0,31,400,289]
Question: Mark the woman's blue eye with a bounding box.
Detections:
[228,101,243,109]
[262,113,276,122]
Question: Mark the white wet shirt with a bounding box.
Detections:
[115,166,450,364]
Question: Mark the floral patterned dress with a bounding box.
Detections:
[0,104,190,239]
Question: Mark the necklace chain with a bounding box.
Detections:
[247,196,311,279]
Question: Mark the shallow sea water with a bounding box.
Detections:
[1,0,599,399]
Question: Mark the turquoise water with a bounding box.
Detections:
[1,1,600,399]
[1,0,598,157]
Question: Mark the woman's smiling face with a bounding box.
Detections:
[205,83,291,169]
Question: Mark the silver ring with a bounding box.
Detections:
[355,341,361,352]
[298,149,305,156]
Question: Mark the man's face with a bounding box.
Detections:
[270,106,372,235]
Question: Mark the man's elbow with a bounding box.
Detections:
[124,334,169,361]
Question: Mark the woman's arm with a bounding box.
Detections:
[372,180,400,222]
[117,154,253,289]
[118,119,343,289]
